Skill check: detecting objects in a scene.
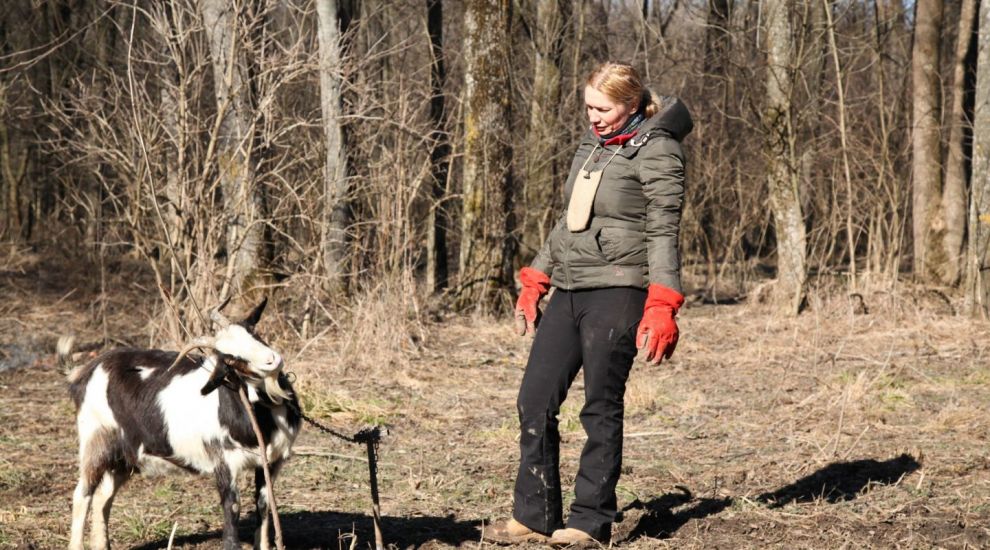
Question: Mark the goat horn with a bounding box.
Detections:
[209,296,233,328]
[168,336,218,370]
[210,308,232,329]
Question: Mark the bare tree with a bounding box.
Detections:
[866,0,907,279]
[967,0,990,316]
[910,0,944,281]
[426,0,450,293]
[763,0,806,315]
[941,0,977,285]
[0,0,50,241]
[822,0,856,287]
[458,0,514,312]
[316,0,351,294]
[199,0,266,299]
[522,0,570,259]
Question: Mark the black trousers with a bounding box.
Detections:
[512,286,646,541]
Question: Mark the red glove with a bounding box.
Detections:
[514,267,551,336]
[636,284,685,365]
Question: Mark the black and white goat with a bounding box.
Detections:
[65,299,301,550]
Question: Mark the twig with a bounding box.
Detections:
[830,389,848,459]
[840,425,871,461]
[238,384,285,550]
[293,448,369,462]
[166,521,178,549]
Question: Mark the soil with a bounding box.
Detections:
[2,253,989,549]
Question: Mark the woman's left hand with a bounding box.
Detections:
[636,284,685,365]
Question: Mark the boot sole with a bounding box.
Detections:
[485,529,549,545]
[548,540,597,548]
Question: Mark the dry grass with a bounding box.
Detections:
[1,257,990,548]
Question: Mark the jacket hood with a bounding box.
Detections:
[642,93,693,142]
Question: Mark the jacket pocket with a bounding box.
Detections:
[597,226,647,265]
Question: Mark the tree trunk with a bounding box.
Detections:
[316,0,351,294]
[763,0,806,315]
[522,0,569,259]
[941,0,978,285]
[911,0,944,280]
[967,0,990,316]
[570,0,587,100]
[199,0,265,299]
[158,1,186,279]
[426,0,450,293]
[458,0,514,312]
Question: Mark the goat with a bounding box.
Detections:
[64,299,301,550]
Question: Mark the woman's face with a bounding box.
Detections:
[585,85,636,135]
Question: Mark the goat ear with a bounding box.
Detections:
[200,360,230,395]
[241,296,269,330]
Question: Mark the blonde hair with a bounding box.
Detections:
[585,61,661,117]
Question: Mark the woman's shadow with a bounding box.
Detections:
[614,486,732,541]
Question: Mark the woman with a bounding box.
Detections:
[490,62,693,545]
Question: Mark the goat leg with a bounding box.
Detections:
[89,470,127,550]
[69,478,93,550]
[214,463,241,550]
[254,461,283,550]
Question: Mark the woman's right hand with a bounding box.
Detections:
[514,267,551,336]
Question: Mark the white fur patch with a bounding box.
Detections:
[76,365,119,458]
[155,358,228,473]
[136,366,154,381]
[266,407,297,462]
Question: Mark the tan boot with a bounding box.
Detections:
[486,518,549,544]
[548,527,596,547]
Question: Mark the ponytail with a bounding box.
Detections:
[586,61,655,114]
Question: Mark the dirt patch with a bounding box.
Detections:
[2,258,990,549]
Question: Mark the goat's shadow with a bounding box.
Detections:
[614,486,733,542]
[130,510,482,549]
[756,453,921,508]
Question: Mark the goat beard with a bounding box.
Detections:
[219,356,292,405]
[262,367,292,405]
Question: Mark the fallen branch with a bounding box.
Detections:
[239,384,285,550]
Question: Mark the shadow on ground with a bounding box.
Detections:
[131,510,482,549]
[615,486,733,542]
[756,453,921,508]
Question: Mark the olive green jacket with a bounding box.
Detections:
[530,96,693,293]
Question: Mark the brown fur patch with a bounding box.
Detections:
[80,427,124,491]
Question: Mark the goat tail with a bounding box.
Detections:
[57,335,81,380]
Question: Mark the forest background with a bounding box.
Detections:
[3,0,989,331]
